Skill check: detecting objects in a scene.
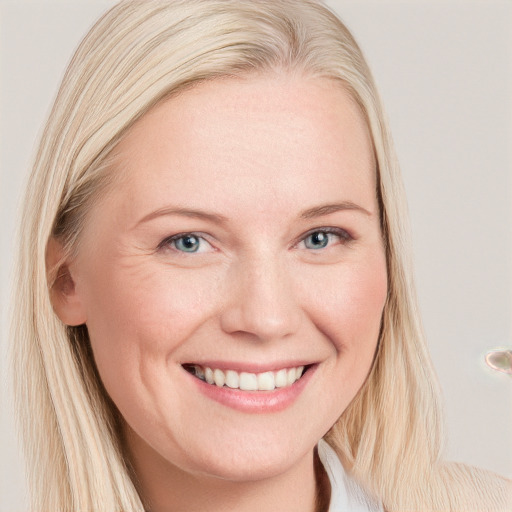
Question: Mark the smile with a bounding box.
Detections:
[182,364,308,391]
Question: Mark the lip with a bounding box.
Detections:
[181,360,313,373]
[183,363,318,413]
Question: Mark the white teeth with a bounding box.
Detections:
[257,371,275,391]
[275,368,287,388]
[188,364,308,391]
[239,372,258,391]
[205,367,214,385]
[213,368,225,387]
[225,370,239,389]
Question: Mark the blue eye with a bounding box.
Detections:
[304,231,330,249]
[174,234,201,252]
[159,233,212,254]
[301,229,351,250]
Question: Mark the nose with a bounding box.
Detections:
[219,253,302,342]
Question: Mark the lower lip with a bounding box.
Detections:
[186,365,317,413]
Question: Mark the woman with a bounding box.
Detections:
[11,1,511,511]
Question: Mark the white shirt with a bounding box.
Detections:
[317,439,384,512]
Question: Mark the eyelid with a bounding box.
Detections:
[157,232,215,253]
[157,227,353,253]
[294,226,354,249]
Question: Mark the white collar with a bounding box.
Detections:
[317,439,383,512]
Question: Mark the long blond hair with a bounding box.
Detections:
[12,1,509,510]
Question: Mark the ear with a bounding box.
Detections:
[46,237,87,326]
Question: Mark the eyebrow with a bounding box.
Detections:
[135,201,372,228]
[135,207,229,228]
[299,201,373,219]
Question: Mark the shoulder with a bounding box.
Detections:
[437,461,512,511]
[318,439,511,511]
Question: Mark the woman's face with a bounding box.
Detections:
[65,74,387,482]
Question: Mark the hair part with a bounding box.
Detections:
[12,1,450,510]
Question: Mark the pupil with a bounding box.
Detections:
[179,235,199,251]
[311,232,328,248]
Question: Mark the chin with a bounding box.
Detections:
[192,442,308,482]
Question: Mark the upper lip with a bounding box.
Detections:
[181,360,316,373]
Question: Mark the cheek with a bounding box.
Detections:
[299,249,386,409]
[280,249,387,435]
[300,252,387,353]
[85,259,218,334]
[79,259,222,394]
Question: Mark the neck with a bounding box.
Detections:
[124,426,321,512]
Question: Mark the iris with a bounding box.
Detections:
[304,231,330,249]
[174,234,200,252]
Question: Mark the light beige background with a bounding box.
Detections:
[1,1,511,510]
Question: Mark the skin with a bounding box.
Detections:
[51,74,388,512]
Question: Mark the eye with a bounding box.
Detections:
[299,228,352,250]
[304,231,330,249]
[159,233,213,254]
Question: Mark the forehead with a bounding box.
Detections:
[123,74,372,156]
[104,74,376,223]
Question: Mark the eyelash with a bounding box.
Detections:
[157,232,212,254]
[158,227,353,254]
[297,227,353,250]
